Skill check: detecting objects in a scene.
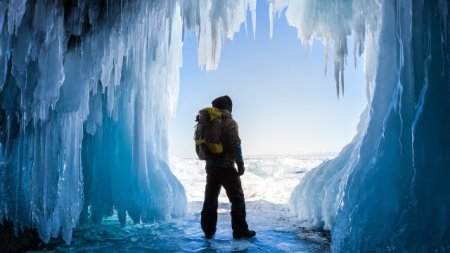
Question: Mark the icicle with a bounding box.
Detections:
[324,39,329,77]
[250,1,257,39]
[0,2,7,34]
[354,35,358,69]
[7,0,28,35]
[341,62,345,97]
[334,60,340,98]
[269,2,274,39]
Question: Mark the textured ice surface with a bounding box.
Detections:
[0,0,189,244]
[285,0,450,252]
[1,0,449,251]
[46,156,330,252]
[45,203,330,252]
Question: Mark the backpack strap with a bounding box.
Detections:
[195,138,224,154]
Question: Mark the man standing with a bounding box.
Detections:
[200,95,256,240]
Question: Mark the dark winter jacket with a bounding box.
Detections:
[206,109,244,168]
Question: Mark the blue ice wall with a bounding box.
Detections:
[0,0,188,244]
[287,0,450,251]
[0,0,258,244]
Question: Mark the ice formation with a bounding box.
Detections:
[1,0,449,251]
[0,0,260,244]
[0,0,191,244]
[285,0,450,252]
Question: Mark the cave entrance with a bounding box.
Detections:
[168,1,366,208]
[167,3,365,249]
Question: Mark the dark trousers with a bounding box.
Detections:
[201,165,249,236]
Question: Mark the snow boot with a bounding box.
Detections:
[233,230,256,239]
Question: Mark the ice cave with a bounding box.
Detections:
[0,0,449,252]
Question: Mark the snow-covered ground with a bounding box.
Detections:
[46,155,332,252]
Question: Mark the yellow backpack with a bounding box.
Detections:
[194,107,223,160]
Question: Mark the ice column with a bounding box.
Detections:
[0,0,188,244]
[285,0,450,251]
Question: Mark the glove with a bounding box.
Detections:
[237,164,245,176]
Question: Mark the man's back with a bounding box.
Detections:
[206,109,241,168]
[200,95,255,240]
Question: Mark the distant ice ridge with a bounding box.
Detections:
[1,0,449,251]
[170,155,327,205]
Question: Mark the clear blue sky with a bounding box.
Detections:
[169,1,366,158]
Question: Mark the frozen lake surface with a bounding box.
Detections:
[45,155,332,252]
